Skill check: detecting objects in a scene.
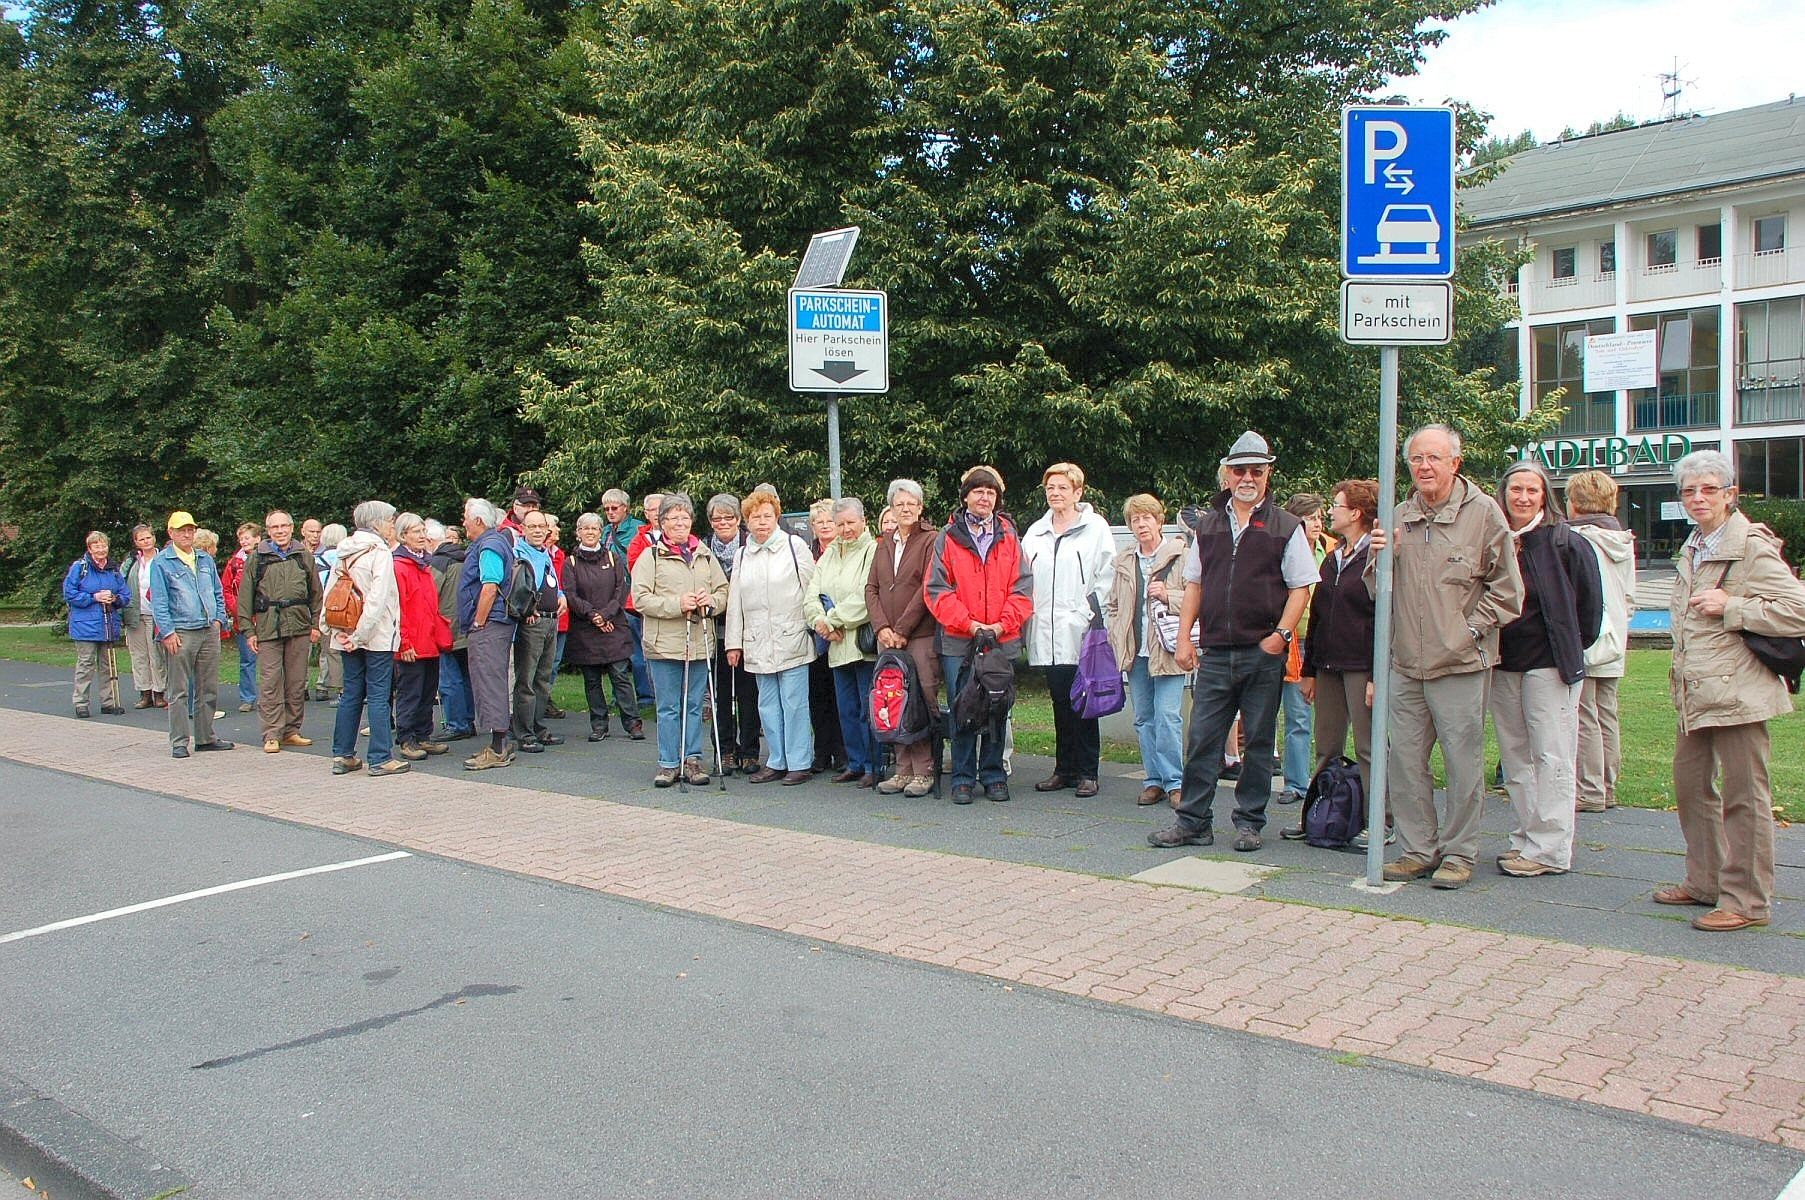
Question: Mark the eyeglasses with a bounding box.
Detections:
[1407,454,1450,467]
[1679,485,1727,499]
[1228,465,1267,477]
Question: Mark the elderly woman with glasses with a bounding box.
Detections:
[726,489,819,783]
[1657,449,1805,931]
[804,497,880,787]
[866,479,942,796]
[632,493,731,787]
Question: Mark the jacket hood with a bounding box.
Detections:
[338,529,387,555]
[1571,522,1636,563]
[1566,512,1623,532]
[432,541,468,563]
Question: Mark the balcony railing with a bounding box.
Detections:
[1632,391,1719,430]
[1737,245,1805,290]
[1739,362,1805,423]
[1525,272,1615,313]
[1556,397,1617,436]
[1629,259,1723,302]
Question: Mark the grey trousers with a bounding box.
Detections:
[1674,720,1775,920]
[123,620,166,693]
[467,619,514,735]
[1312,668,1373,797]
[1490,667,1580,870]
[166,628,220,750]
[1576,675,1622,810]
[511,616,558,741]
[73,641,121,709]
[1387,669,1490,868]
[257,635,312,742]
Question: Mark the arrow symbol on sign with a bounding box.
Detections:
[813,360,866,385]
[1383,163,1415,195]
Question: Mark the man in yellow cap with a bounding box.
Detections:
[147,511,235,758]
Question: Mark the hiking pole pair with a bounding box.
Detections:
[700,604,726,791]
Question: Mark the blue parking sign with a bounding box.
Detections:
[1342,106,1456,279]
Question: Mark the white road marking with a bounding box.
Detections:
[1777,1160,1805,1200]
[0,851,411,945]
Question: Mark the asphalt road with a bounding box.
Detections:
[2,762,1799,1199]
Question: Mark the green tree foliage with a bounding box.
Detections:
[525,0,1550,516]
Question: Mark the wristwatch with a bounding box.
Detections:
[1274,627,1294,645]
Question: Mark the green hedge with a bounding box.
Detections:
[1739,497,1805,572]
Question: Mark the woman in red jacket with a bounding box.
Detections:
[393,513,454,760]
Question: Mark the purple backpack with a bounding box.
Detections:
[1069,596,1126,719]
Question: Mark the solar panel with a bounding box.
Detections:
[793,226,861,289]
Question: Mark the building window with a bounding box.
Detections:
[1697,223,1722,263]
[1600,241,1616,274]
[1738,297,1805,424]
[1532,318,1616,435]
[1737,437,1805,499]
[1754,214,1787,255]
[1552,247,1576,280]
[1647,229,1678,268]
[1630,308,1719,430]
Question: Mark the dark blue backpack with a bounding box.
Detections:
[1302,756,1366,849]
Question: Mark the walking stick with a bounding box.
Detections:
[702,606,726,790]
[102,599,120,711]
[679,613,693,794]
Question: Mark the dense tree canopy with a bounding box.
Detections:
[0,0,1548,607]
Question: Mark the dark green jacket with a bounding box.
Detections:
[238,540,323,640]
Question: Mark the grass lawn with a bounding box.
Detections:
[4,626,1797,819]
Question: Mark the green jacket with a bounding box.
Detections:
[803,530,876,668]
[238,540,323,641]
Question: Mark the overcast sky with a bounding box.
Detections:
[1397,0,1805,140]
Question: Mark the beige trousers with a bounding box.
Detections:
[1673,720,1775,920]
[123,619,167,693]
[1312,668,1373,796]
[1490,668,1581,870]
[257,635,312,742]
[1387,669,1490,868]
[1575,675,1621,810]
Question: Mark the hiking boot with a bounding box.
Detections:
[1275,789,1305,805]
[152,691,168,707]
[1575,799,1607,813]
[368,760,411,777]
[1074,778,1099,798]
[396,742,428,761]
[1147,824,1212,848]
[1136,785,1164,806]
[588,729,609,743]
[875,774,907,794]
[437,727,476,742]
[683,757,709,786]
[263,739,281,754]
[951,785,974,805]
[985,782,1010,803]
[1382,855,1438,882]
[653,766,680,788]
[1353,827,1396,849]
[135,690,154,710]
[74,703,90,719]
[281,733,313,747]
[543,704,566,719]
[1233,829,1263,853]
[1431,861,1473,890]
[332,756,364,775]
[463,747,511,771]
[1499,855,1566,877]
[238,703,255,713]
[418,740,448,756]
[627,721,646,741]
[903,775,934,798]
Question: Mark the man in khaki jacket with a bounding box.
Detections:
[1370,425,1524,889]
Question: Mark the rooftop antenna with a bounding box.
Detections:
[1658,59,1694,120]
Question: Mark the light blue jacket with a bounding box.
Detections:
[148,543,225,633]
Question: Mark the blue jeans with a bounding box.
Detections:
[648,657,706,768]
[1127,656,1185,791]
[1280,680,1314,795]
[437,647,474,734]
[1174,645,1284,834]
[234,632,258,706]
[627,612,653,708]
[755,664,813,771]
[942,652,1007,789]
[832,660,877,773]
[554,630,568,674]
[333,648,395,767]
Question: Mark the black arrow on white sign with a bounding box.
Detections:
[812,360,866,385]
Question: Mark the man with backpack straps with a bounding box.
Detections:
[457,498,519,771]
[239,511,323,754]
[925,465,1034,805]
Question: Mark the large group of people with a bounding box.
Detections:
[60,427,1805,933]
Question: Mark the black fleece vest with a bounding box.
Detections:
[1194,493,1301,648]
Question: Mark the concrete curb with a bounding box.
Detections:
[0,1070,192,1200]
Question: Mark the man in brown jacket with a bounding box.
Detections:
[239,510,323,753]
[1370,425,1524,889]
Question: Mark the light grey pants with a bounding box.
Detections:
[73,641,120,709]
[467,619,515,735]
[1387,669,1490,869]
[166,628,220,750]
[1576,675,1622,810]
[1312,668,1373,796]
[1490,667,1581,870]
[123,620,166,693]
[510,616,558,742]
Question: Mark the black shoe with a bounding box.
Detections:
[536,732,565,747]
[1233,829,1263,853]
[1147,824,1213,848]
[516,738,544,754]
[588,730,608,743]
[100,704,125,715]
[1280,825,1307,841]
[951,785,974,805]
[985,782,1010,803]
[544,704,567,719]
[171,744,190,759]
[436,727,477,742]
[75,705,91,719]
[194,739,235,752]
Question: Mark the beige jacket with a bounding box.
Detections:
[630,537,730,662]
[1373,475,1523,681]
[1670,511,1805,734]
[319,532,400,653]
[725,531,817,674]
[1105,535,1187,676]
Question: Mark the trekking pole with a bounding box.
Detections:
[679,614,694,794]
[702,606,726,791]
[102,599,120,711]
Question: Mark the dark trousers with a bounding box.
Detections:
[1045,663,1101,779]
[942,652,1007,788]
[511,616,558,742]
[1174,645,1285,834]
[394,656,440,744]
[580,661,638,731]
[808,652,845,766]
[712,626,762,757]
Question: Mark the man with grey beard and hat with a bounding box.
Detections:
[1149,431,1316,853]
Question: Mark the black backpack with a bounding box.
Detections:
[1301,756,1366,849]
[504,556,539,622]
[870,649,932,745]
[953,634,1016,734]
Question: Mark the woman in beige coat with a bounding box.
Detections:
[631,493,731,787]
[1659,449,1805,931]
[1105,494,1188,806]
[725,490,817,783]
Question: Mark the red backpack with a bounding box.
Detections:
[870,649,932,744]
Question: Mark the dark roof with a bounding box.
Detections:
[1461,98,1805,227]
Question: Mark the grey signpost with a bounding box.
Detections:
[789,228,885,499]
[1341,106,1457,887]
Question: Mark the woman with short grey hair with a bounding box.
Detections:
[324,500,406,776]
[1658,448,1805,930]
[867,478,941,794]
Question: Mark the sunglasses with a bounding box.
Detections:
[1228,464,1267,477]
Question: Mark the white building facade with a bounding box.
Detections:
[1461,98,1805,562]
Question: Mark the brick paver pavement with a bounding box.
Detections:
[5,709,1803,1150]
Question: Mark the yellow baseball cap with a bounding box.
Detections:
[167,510,197,531]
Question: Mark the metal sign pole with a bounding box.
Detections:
[1366,346,1400,887]
[827,393,843,500]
